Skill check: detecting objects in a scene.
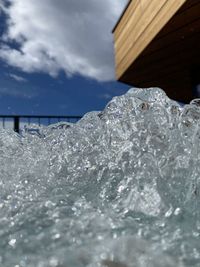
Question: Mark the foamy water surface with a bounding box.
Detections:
[0,88,200,267]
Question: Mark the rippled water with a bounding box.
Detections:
[1,87,200,267]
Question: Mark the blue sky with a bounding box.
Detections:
[0,0,129,116]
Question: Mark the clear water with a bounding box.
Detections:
[0,87,200,267]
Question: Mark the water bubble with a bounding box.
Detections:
[49,257,59,267]
[8,239,16,247]
[174,207,181,216]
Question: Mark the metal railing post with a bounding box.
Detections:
[14,116,20,133]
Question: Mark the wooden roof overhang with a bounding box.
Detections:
[112,0,200,102]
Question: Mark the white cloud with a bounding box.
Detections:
[0,0,5,13]
[0,0,128,81]
[9,73,27,82]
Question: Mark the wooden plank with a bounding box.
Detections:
[112,0,132,33]
[116,0,187,79]
[114,0,150,49]
[132,67,192,87]
[121,66,198,92]
[115,0,167,64]
[176,0,199,14]
[121,33,200,88]
[140,18,200,58]
[121,51,198,92]
[155,2,200,39]
[114,0,140,39]
[119,31,200,78]
[115,0,188,76]
[119,32,200,103]
[114,0,150,41]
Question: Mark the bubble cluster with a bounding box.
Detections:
[0,87,200,267]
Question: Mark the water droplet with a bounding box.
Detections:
[8,239,16,247]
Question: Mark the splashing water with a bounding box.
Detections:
[1,87,200,267]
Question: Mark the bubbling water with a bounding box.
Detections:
[0,87,200,267]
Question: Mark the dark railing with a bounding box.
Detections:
[0,115,82,133]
